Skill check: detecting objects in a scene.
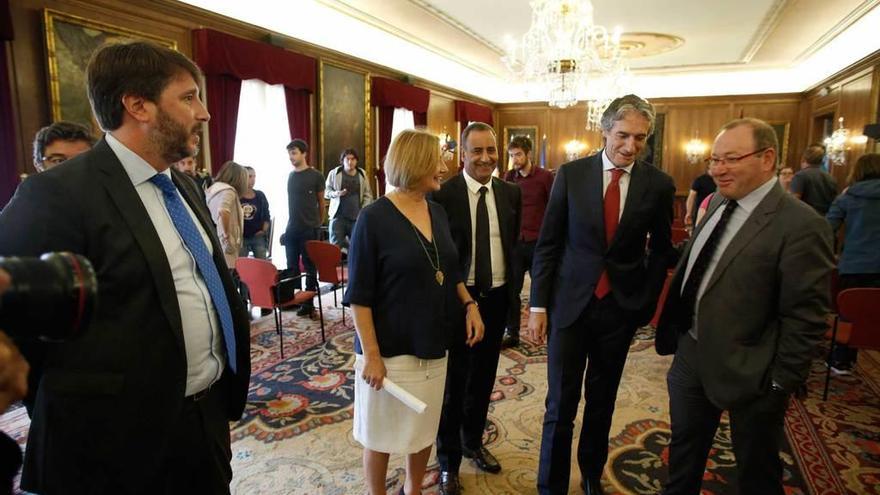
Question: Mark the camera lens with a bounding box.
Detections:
[0,253,97,342]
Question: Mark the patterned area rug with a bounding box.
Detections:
[2,294,879,494]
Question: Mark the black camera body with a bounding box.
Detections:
[0,253,97,342]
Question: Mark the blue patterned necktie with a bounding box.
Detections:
[149,173,237,374]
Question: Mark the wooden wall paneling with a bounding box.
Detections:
[834,71,874,185]
[662,103,731,195]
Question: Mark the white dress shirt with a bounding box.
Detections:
[106,133,225,396]
[531,150,633,313]
[462,171,506,288]
[601,148,634,220]
[682,176,778,338]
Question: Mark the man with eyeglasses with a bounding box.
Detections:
[655,118,834,495]
[32,121,95,172]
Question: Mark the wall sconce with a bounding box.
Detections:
[824,117,850,166]
[684,132,707,165]
[564,140,587,161]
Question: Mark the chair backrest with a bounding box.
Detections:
[235,257,279,308]
[837,288,880,349]
[671,227,690,245]
[306,240,342,284]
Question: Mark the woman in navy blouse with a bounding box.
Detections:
[344,129,484,495]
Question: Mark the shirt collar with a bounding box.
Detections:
[601,149,634,174]
[462,169,493,194]
[105,132,172,186]
[726,176,778,215]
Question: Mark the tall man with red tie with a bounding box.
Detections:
[529,95,676,495]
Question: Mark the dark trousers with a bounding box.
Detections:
[664,334,788,495]
[537,296,637,495]
[284,226,319,307]
[163,384,233,494]
[436,285,508,473]
[506,240,536,338]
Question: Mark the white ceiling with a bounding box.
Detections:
[179,0,880,101]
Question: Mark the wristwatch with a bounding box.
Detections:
[463,300,479,310]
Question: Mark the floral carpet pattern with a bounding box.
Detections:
[1,294,879,494]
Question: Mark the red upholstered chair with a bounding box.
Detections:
[823,287,880,400]
[305,241,348,338]
[235,257,316,358]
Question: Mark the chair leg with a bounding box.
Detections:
[316,291,325,342]
[823,315,839,401]
[275,307,284,359]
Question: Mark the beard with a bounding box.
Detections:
[152,110,200,165]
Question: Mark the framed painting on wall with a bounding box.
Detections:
[768,121,791,166]
[502,125,539,168]
[319,61,370,175]
[43,9,177,129]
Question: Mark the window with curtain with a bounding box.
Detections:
[386,108,416,193]
[233,79,292,268]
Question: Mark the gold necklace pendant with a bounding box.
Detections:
[435,270,444,286]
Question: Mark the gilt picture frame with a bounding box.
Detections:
[43,9,178,129]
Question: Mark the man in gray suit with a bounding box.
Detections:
[655,118,834,495]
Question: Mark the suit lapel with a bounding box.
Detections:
[612,161,649,247]
[702,184,784,295]
[454,174,473,261]
[94,140,186,355]
[585,155,606,249]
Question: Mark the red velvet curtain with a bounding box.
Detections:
[371,77,430,195]
[454,100,494,134]
[193,29,316,173]
[284,87,311,144]
[204,75,241,174]
[0,0,17,207]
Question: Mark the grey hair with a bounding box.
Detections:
[600,94,656,136]
[719,118,778,157]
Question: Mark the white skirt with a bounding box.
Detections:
[353,353,448,454]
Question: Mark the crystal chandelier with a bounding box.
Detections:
[503,0,625,109]
[824,117,850,166]
[585,63,632,131]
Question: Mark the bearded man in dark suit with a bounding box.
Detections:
[655,118,833,495]
[0,41,251,494]
[529,94,676,495]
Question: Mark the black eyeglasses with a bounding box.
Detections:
[705,148,769,167]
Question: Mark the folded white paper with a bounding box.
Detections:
[382,378,427,414]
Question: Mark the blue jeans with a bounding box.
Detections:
[240,235,269,259]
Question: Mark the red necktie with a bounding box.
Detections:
[594,168,625,299]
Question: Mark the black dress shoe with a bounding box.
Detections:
[501,333,520,349]
[296,304,315,317]
[439,471,462,495]
[462,446,502,473]
[581,477,605,495]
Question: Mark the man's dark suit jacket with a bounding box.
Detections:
[530,153,675,330]
[0,139,251,493]
[431,173,522,303]
[655,184,834,409]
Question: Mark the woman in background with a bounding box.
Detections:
[825,153,880,373]
[344,129,484,495]
[779,165,795,193]
[206,161,248,271]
